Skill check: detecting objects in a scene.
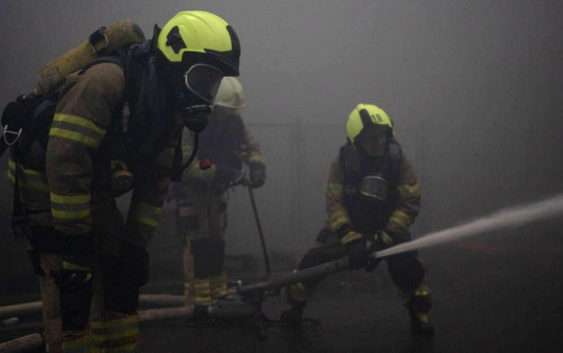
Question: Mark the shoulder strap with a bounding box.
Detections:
[79,54,125,75]
[339,142,361,185]
[386,138,403,185]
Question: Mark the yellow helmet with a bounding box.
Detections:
[346,103,393,143]
[214,77,246,109]
[157,10,240,76]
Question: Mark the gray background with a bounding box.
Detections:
[1,0,562,286]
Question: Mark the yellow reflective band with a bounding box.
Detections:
[133,203,162,228]
[53,113,105,135]
[50,193,91,222]
[19,173,49,192]
[7,171,50,192]
[398,183,421,198]
[8,160,44,177]
[194,297,213,305]
[6,170,15,184]
[50,193,91,205]
[137,217,158,227]
[90,315,139,331]
[210,273,228,297]
[112,328,139,340]
[328,211,349,230]
[247,154,265,164]
[340,231,362,245]
[52,208,91,221]
[109,342,137,353]
[414,285,431,297]
[62,261,91,272]
[62,334,90,353]
[390,209,411,225]
[194,283,211,290]
[90,328,139,345]
[25,182,49,192]
[327,183,343,193]
[21,168,42,177]
[50,128,100,148]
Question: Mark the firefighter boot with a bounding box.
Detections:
[280,281,307,327]
[407,285,434,336]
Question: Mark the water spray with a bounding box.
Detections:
[376,193,563,258]
[236,193,563,296]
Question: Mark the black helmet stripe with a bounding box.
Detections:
[359,109,373,129]
[166,26,186,54]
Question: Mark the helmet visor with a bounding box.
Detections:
[184,64,224,104]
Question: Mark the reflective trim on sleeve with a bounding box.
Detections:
[50,193,91,221]
[132,202,162,228]
[328,210,349,232]
[398,182,421,199]
[7,160,49,191]
[50,113,106,148]
[327,183,343,195]
[388,209,413,230]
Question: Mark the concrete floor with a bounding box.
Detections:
[139,223,563,353]
[1,222,562,353]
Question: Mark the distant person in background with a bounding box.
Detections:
[174,77,266,313]
[282,103,434,335]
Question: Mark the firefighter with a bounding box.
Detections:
[7,11,240,352]
[282,103,434,335]
[174,76,266,312]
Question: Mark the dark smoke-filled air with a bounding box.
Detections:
[1,1,562,352]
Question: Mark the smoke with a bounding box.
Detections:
[376,194,563,258]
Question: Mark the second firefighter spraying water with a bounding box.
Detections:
[281,103,434,335]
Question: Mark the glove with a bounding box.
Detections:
[338,227,369,270]
[214,166,241,188]
[374,230,395,250]
[248,161,266,188]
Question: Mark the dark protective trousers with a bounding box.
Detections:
[287,231,427,306]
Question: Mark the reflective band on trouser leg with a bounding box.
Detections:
[50,113,106,149]
[183,240,194,307]
[62,333,90,353]
[90,314,139,353]
[131,202,162,232]
[193,279,213,306]
[410,284,432,314]
[210,272,228,299]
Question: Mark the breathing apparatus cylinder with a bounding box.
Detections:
[35,20,145,95]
